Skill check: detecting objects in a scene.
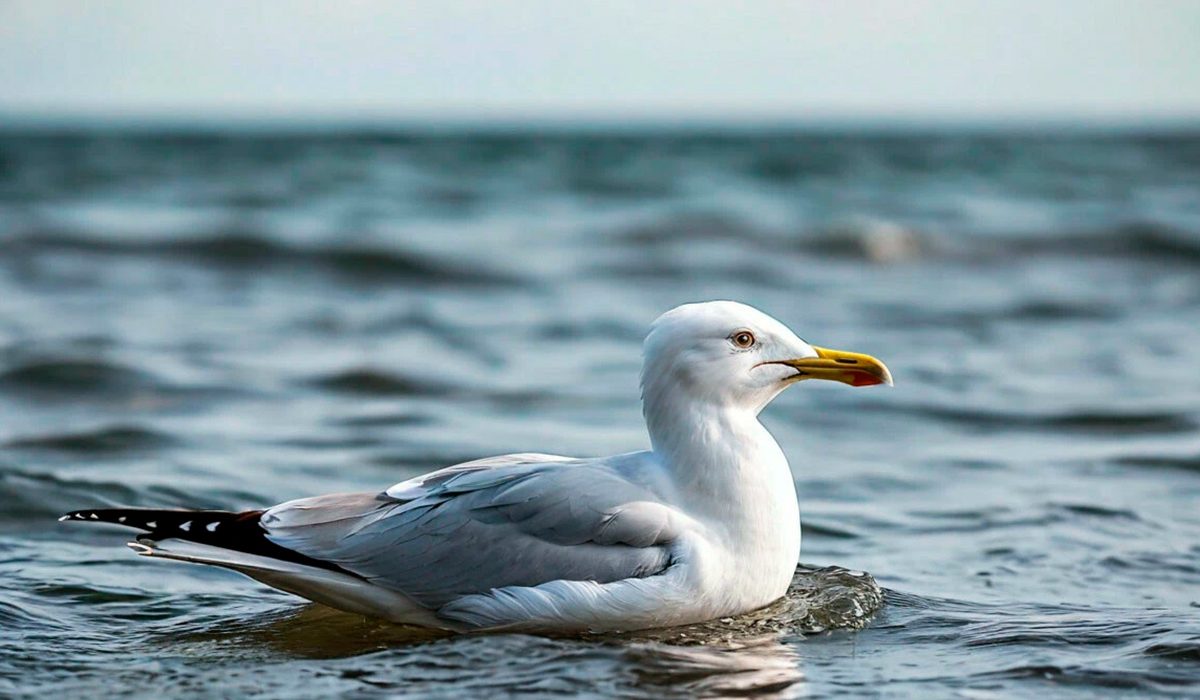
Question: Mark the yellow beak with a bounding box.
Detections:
[773,346,893,387]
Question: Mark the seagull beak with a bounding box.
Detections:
[775,346,894,387]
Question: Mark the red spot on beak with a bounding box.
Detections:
[850,371,884,387]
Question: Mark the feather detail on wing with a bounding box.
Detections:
[261,453,683,610]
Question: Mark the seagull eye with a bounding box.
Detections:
[731,331,755,349]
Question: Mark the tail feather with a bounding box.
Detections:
[59,506,442,625]
[60,506,349,575]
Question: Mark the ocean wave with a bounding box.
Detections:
[308,368,454,397]
[4,232,518,287]
[332,412,432,428]
[800,220,1200,266]
[1115,454,1200,472]
[885,592,1200,690]
[534,318,645,342]
[896,300,1121,326]
[0,468,156,522]
[878,403,1197,435]
[977,663,1196,691]
[4,426,176,454]
[1145,642,1200,662]
[0,359,161,397]
[606,212,1200,267]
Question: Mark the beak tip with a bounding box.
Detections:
[789,346,893,388]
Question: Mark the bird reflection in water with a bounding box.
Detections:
[624,636,806,697]
[153,565,876,697]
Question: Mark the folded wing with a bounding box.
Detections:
[262,453,682,611]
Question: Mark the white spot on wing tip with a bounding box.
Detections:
[57,515,71,522]
[206,521,219,532]
[145,521,157,529]
[179,520,192,532]
[117,516,127,523]
[88,513,98,519]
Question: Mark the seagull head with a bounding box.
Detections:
[642,301,892,414]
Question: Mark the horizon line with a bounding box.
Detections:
[3,104,1200,134]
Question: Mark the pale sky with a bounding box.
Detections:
[2,0,1198,124]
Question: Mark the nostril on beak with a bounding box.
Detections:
[834,358,857,364]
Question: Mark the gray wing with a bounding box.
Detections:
[260,454,681,609]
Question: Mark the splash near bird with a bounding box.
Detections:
[61,301,891,632]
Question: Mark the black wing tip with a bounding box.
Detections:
[60,509,150,532]
[57,507,230,533]
[60,509,111,523]
[57,507,349,575]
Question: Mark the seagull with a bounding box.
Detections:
[60,301,891,632]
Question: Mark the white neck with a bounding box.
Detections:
[643,383,799,534]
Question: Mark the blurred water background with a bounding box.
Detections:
[1,127,1199,697]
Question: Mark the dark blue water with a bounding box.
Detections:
[2,129,1199,697]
